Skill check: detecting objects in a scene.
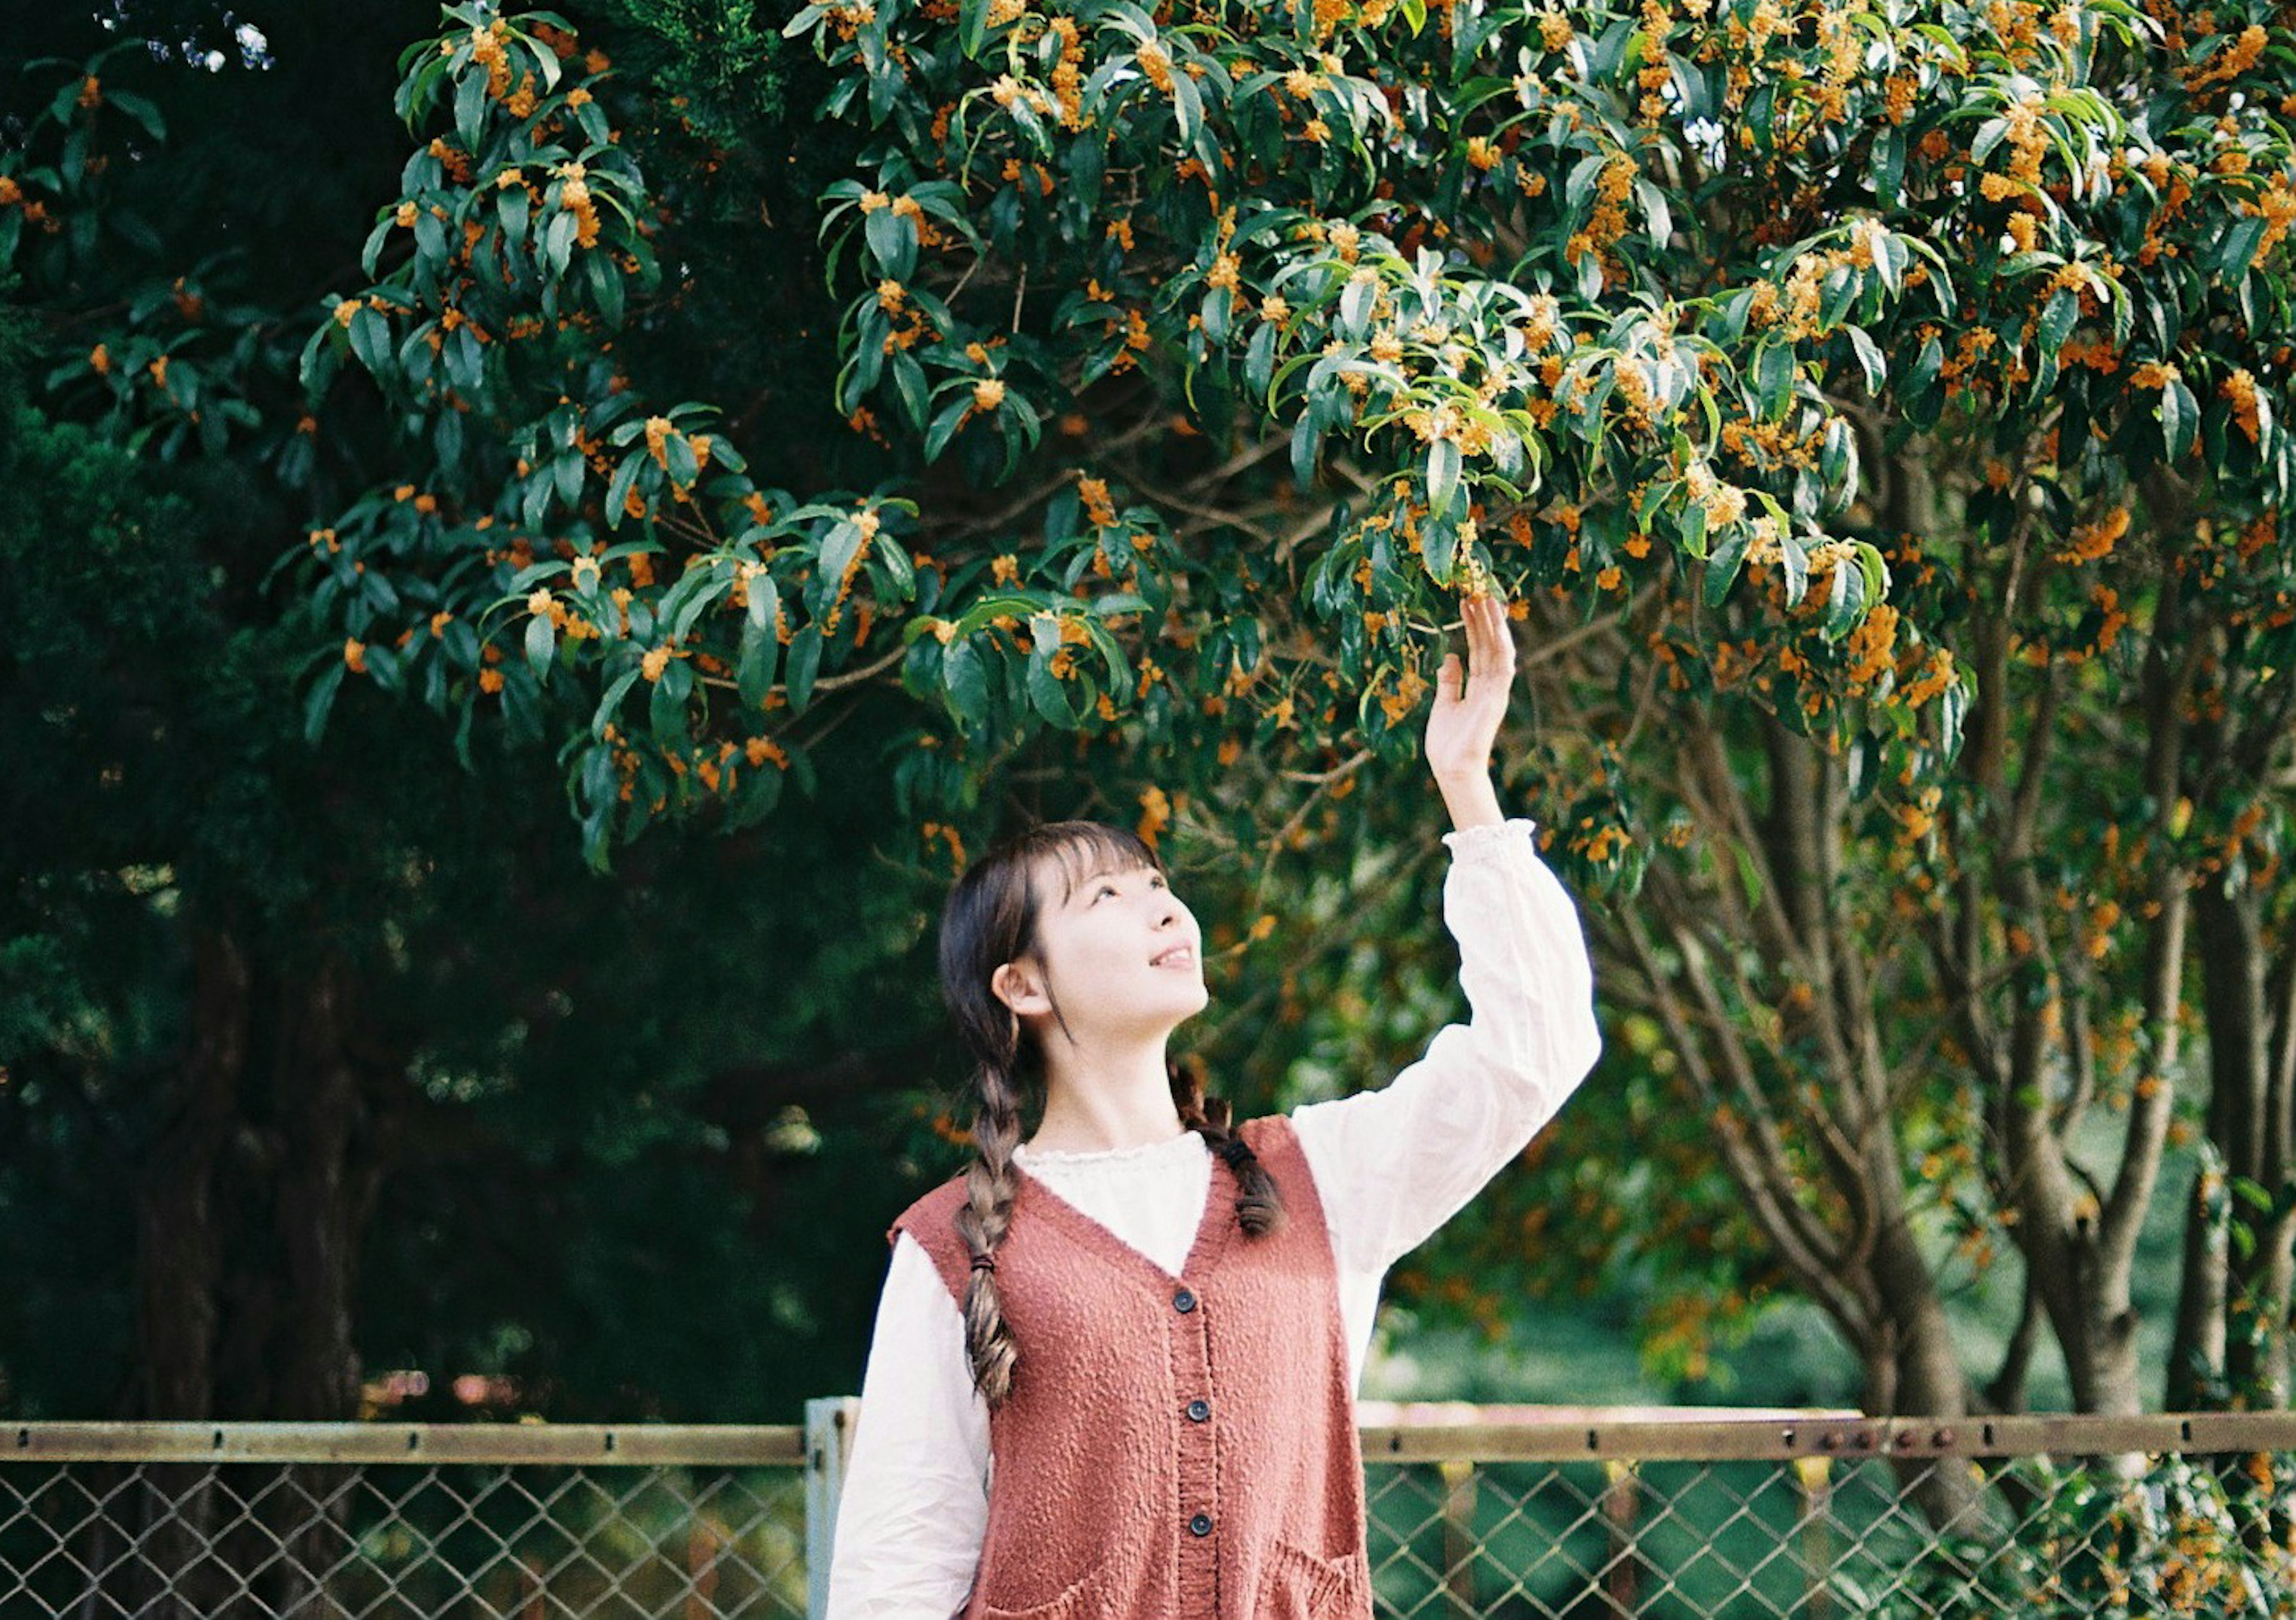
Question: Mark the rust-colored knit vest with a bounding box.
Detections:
[887,1112,1373,1619]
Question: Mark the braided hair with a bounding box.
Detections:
[937,819,1286,1412]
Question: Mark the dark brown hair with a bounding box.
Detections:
[936,818,1286,1410]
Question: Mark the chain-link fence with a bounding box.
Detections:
[8,1411,2296,1618]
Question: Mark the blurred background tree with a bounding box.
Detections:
[2,0,2291,1435]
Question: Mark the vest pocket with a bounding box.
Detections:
[1259,1537,1370,1619]
[973,1547,1123,1620]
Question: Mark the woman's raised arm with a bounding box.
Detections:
[1289,590,1602,1282]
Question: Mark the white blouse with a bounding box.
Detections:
[825,817,1602,1619]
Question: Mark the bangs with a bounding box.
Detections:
[1023,820,1166,907]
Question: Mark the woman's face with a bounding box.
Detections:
[1001,852,1207,1039]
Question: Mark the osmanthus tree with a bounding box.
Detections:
[11,0,2296,1448]
[1443,4,2296,1424]
[280,0,1922,867]
[273,0,2296,1424]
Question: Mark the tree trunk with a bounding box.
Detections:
[2197,882,2295,1403]
[2168,1157,2229,1407]
[100,935,396,1618]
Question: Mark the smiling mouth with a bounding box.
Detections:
[1151,945,1197,969]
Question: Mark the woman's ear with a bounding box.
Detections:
[992,958,1049,1018]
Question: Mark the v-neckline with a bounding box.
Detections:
[1012,1127,1242,1289]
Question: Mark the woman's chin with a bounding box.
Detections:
[1162,984,1211,1025]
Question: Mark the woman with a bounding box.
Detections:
[826,590,1602,1618]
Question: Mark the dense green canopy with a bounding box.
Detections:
[4,0,2295,1442]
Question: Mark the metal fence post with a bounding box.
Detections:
[1794,1453,1834,1619]
[1438,1456,1477,1619]
[806,1398,863,1620]
[1602,1458,1642,1617]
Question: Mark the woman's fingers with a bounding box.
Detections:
[1464,593,1514,683]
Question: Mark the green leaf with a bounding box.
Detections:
[866,205,916,280]
[1290,411,1321,488]
[1426,436,1462,518]
[1678,499,1708,559]
[454,64,487,151]
[1755,339,1795,420]
[892,351,929,431]
[2214,216,2267,283]
[2162,378,2197,463]
[738,621,780,708]
[786,623,825,712]
[1703,523,1751,606]
[2038,288,2080,356]
[525,609,557,681]
[873,527,917,597]
[924,394,972,461]
[819,519,866,603]
[348,306,394,379]
[1845,325,1886,394]
[1201,286,1231,346]
[303,660,346,745]
[747,572,781,632]
[1821,545,1865,641]
[942,636,988,722]
[1421,513,1457,584]
[593,666,642,739]
[1870,129,1906,205]
[649,657,691,745]
[1027,657,1078,728]
[1245,321,1278,400]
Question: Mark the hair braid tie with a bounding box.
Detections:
[1216,1137,1256,1173]
[970,1253,997,1272]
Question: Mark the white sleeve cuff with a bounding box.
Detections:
[1440,815,1539,864]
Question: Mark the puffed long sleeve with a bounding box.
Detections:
[1289,816,1602,1285]
[822,1232,990,1620]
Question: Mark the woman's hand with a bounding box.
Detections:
[1423,590,1515,831]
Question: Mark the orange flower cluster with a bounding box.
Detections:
[2222,369,2263,444]
[2183,22,2267,93]
[1135,784,1172,848]
[1374,663,1430,725]
[1050,17,1086,128]
[2090,584,2127,653]
[553,161,600,248]
[427,136,473,184]
[467,20,512,99]
[1077,475,1119,529]
[1845,601,1899,688]
[1812,2,1861,124]
[2251,169,2296,260]
[2054,505,2129,565]
[1565,153,1638,274]
[1683,461,1747,529]
[1137,41,1175,94]
[1901,648,1956,707]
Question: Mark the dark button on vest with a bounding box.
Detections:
[1186,1398,1210,1422]
[1174,1286,1197,1313]
[1189,1512,1213,1537]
